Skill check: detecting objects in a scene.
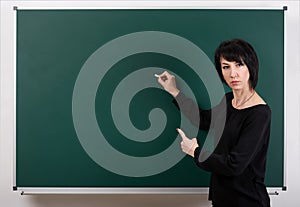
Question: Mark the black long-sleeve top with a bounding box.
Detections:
[174,92,271,207]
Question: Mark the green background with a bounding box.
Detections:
[16,9,284,188]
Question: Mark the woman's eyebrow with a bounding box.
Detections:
[221,62,229,65]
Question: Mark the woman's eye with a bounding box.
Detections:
[237,63,244,67]
[222,66,229,70]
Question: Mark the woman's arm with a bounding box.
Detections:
[194,108,271,176]
[156,71,211,130]
[174,92,211,130]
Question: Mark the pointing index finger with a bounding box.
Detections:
[177,128,188,141]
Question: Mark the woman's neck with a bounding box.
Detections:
[232,88,255,109]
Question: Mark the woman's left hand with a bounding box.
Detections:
[177,128,199,157]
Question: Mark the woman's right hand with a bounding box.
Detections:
[156,71,180,97]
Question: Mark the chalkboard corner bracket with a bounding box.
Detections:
[13,186,25,195]
[13,6,18,11]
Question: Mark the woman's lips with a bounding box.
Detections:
[231,81,240,85]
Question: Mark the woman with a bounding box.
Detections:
[157,39,271,207]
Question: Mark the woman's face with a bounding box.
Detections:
[220,57,251,91]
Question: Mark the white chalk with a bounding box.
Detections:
[154,74,160,78]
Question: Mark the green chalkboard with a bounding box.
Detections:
[16,9,285,190]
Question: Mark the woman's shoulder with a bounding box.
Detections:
[241,97,271,119]
[250,92,270,113]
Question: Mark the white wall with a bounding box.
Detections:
[1,1,299,207]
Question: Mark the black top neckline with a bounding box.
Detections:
[227,92,268,111]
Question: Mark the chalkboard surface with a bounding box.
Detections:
[16,9,284,190]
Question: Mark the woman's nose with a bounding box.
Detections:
[230,68,238,77]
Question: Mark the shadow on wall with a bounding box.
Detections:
[30,194,211,207]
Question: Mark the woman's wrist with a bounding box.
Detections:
[170,89,180,98]
[189,142,199,157]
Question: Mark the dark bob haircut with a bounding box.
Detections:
[214,39,259,89]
